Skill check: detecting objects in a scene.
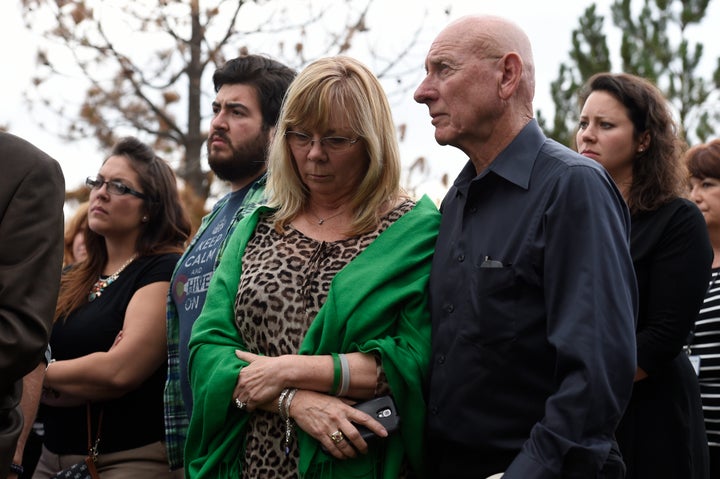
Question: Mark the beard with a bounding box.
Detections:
[207,129,269,183]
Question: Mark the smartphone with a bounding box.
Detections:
[352,395,400,441]
[321,395,400,453]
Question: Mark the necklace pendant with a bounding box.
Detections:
[318,219,325,225]
[86,254,137,303]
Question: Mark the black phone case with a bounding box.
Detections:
[353,395,400,441]
[321,395,400,453]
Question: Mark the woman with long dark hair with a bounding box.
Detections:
[34,137,190,478]
[577,73,712,478]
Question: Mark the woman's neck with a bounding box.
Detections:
[712,247,720,269]
[707,228,720,268]
[605,165,633,205]
[103,239,139,274]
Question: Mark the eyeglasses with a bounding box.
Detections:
[85,176,147,199]
[285,131,360,152]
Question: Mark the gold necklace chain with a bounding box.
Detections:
[88,255,137,302]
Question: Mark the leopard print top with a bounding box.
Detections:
[235,199,414,478]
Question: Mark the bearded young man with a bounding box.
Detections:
[164,55,295,471]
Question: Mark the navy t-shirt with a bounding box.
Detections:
[173,187,249,416]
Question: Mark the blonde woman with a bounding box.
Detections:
[186,56,440,478]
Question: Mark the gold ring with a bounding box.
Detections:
[329,430,344,444]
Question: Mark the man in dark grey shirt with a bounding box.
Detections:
[414,15,638,478]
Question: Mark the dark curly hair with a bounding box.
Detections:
[578,72,687,214]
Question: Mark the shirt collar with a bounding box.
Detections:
[455,119,546,191]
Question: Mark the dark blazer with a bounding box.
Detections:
[0,132,64,476]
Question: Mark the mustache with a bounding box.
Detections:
[210,131,230,143]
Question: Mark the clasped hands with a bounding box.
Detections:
[232,350,389,459]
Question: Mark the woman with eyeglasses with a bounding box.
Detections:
[33,137,190,478]
[185,56,440,478]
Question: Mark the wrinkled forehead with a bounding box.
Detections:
[426,23,498,66]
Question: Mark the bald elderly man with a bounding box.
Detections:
[415,15,637,478]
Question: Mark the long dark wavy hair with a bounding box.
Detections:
[578,72,687,215]
[55,137,190,320]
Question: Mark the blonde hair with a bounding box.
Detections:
[266,56,404,235]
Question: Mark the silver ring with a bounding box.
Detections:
[234,397,247,410]
[329,430,345,444]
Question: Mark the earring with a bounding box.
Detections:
[638,147,644,153]
[142,216,149,222]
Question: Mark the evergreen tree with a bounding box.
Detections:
[542,0,720,147]
[539,4,610,148]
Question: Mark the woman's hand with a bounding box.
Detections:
[288,389,388,460]
[233,350,290,410]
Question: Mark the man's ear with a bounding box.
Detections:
[498,52,523,101]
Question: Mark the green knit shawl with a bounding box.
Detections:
[185,195,439,479]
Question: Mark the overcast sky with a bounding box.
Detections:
[2,0,719,203]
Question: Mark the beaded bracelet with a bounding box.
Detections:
[10,463,24,475]
[278,388,290,419]
[278,388,298,456]
[284,388,298,420]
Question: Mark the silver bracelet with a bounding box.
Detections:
[278,388,290,421]
[278,388,298,456]
[284,388,298,419]
[338,354,350,396]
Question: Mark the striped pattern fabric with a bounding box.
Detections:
[690,267,720,448]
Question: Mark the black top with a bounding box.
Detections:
[43,253,179,454]
[616,198,712,479]
[427,120,638,478]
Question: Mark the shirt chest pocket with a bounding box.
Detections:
[465,265,518,345]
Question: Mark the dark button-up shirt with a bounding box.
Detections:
[427,120,638,478]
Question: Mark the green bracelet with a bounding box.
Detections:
[330,352,341,395]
